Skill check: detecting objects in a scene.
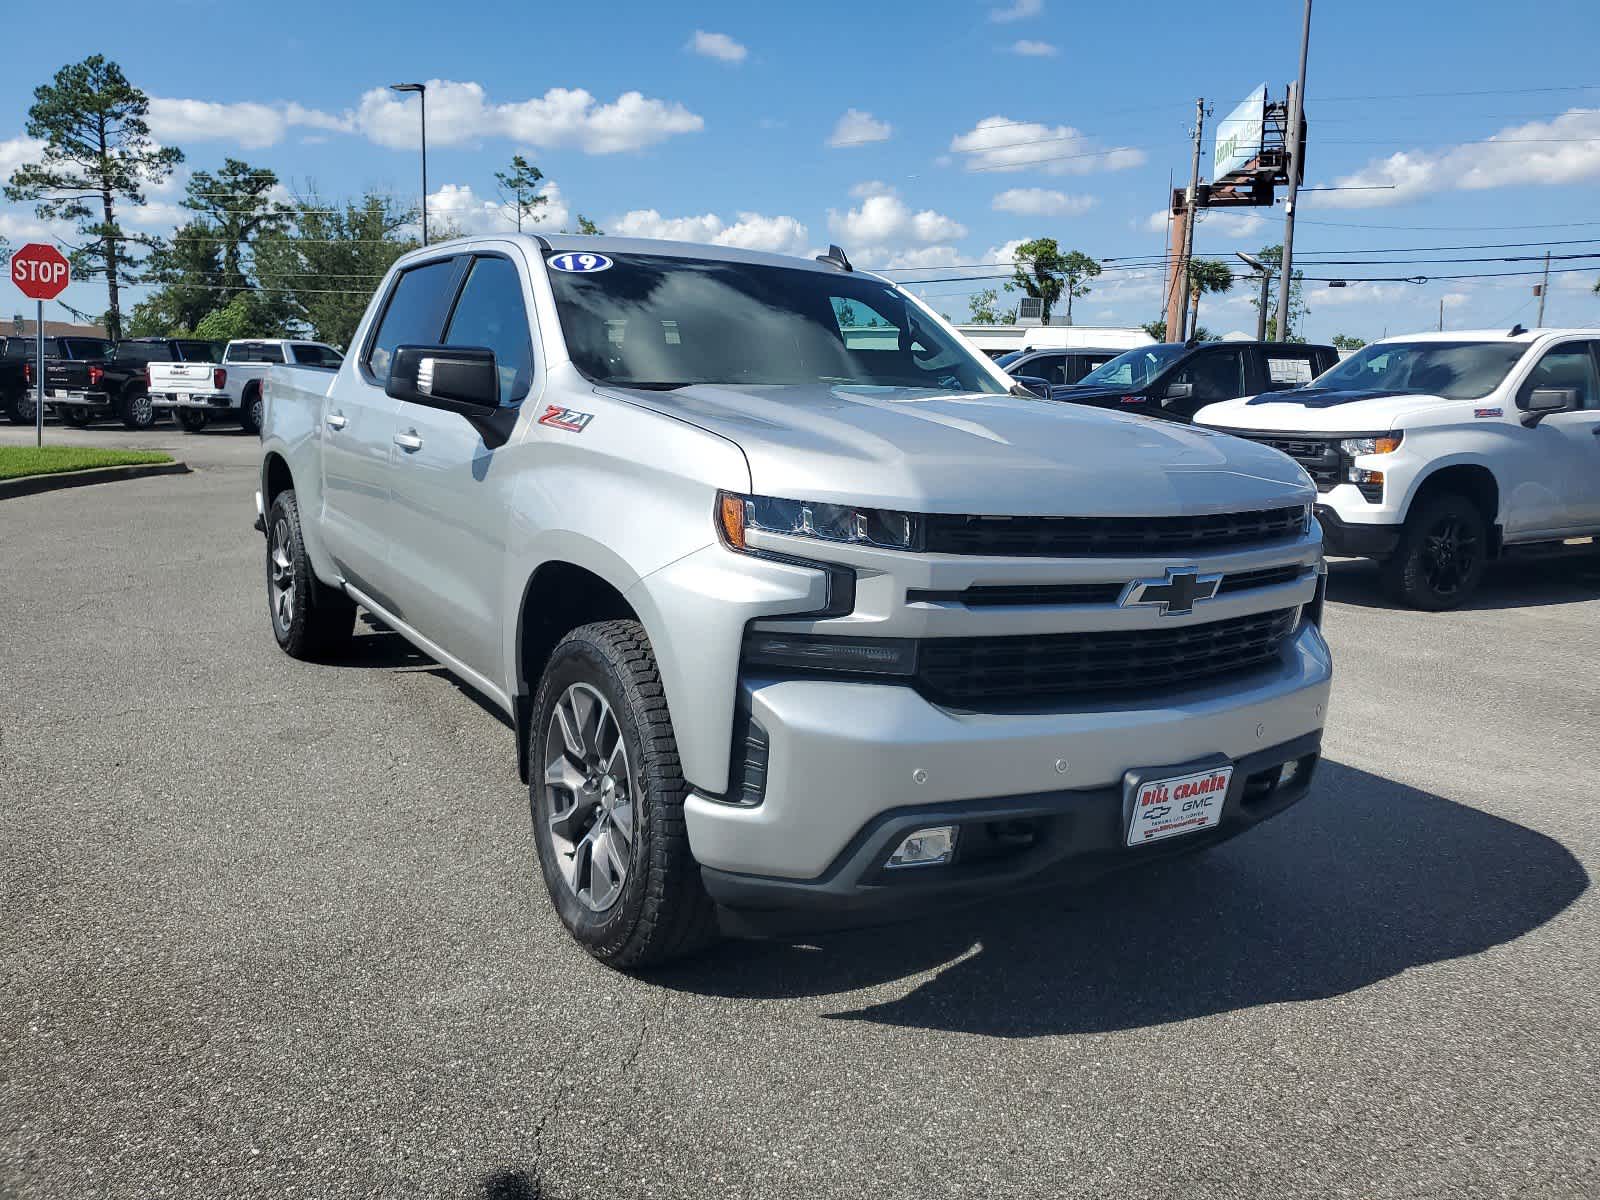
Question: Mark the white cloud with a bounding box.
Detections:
[1316,281,1414,307]
[687,30,748,63]
[145,98,351,149]
[992,187,1093,217]
[951,115,1146,175]
[827,109,892,148]
[1317,107,1600,208]
[1010,39,1058,56]
[125,200,188,229]
[0,137,45,186]
[878,246,965,270]
[1441,291,1472,308]
[1195,210,1268,239]
[427,181,570,236]
[356,80,703,155]
[610,208,810,256]
[828,184,966,250]
[0,210,66,242]
[989,0,1043,21]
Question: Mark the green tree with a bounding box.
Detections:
[967,287,1016,324]
[1006,238,1068,324]
[1331,333,1367,351]
[1058,250,1102,325]
[182,158,290,296]
[254,189,418,347]
[1186,258,1235,337]
[1141,318,1167,340]
[4,56,183,341]
[192,290,288,341]
[495,154,547,232]
[575,214,603,236]
[125,222,224,335]
[1250,244,1307,341]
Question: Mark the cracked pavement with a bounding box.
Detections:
[2,422,1598,1198]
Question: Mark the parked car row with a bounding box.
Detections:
[1,336,343,432]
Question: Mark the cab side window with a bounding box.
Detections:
[1520,344,1599,411]
[1171,348,1246,402]
[1262,349,1317,391]
[1030,354,1068,385]
[365,258,459,383]
[443,256,534,404]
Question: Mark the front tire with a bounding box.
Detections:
[175,408,208,432]
[530,621,717,970]
[266,490,356,659]
[1380,493,1488,610]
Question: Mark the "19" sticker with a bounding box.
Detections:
[548,252,613,274]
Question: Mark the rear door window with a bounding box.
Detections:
[365,258,460,383]
[1028,354,1068,385]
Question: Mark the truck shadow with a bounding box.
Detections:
[654,760,1587,1037]
[1326,556,1600,611]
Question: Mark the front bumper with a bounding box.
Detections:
[704,730,1321,936]
[687,620,1332,924]
[1316,505,1400,558]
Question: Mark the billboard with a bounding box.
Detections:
[1213,85,1267,182]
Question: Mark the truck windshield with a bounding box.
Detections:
[545,253,1004,394]
[1313,341,1526,399]
[1075,344,1189,389]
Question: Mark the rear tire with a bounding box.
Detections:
[59,407,91,427]
[529,620,718,970]
[120,388,156,430]
[266,490,356,660]
[2,390,24,424]
[13,392,38,424]
[240,387,263,436]
[175,409,208,432]
[1380,493,1488,610]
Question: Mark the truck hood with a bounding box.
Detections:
[1197,388,1460,434]
[601,383,1314,516]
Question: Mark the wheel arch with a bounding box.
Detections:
[1404,462,1502,556]
[262,450,295,513]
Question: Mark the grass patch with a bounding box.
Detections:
[0,446,175,481]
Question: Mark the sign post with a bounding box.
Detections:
[10,243,72,447]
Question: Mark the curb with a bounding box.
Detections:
[0,460,190,500]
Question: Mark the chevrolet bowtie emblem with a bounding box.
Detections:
[1120,566,1222,616]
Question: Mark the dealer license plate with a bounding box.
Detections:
[1125,764,1233,846]
[177,393,191,404]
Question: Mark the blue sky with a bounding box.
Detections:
[3,0,1599,341]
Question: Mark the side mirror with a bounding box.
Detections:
[1164,381,1194,401]
[1009,375,1049,398]
[386,344,517,447]
[1523,387,1579,424]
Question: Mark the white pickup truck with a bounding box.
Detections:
[258,234,1332,969]
[1197,328,1600,608]
[152,338,343,433]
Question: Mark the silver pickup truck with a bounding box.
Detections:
[258,234,1333,969]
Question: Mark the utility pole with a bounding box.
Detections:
[1171,98,1206,342]
[1237,251,1271,340]
[1276,0,1313,342]
[1536,250,1551,326]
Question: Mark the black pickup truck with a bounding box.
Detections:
[1046,340,1340,422]
[2,336,55,424]
[46,337,218,429]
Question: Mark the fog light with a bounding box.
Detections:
[887,825,958,868]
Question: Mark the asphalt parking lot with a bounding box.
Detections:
[2,423,1598,1199]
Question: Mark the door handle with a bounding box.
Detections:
[394,430,423,452]
[325,412,348,431]
[1590,426,1600,437]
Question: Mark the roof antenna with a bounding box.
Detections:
[1508,323,1527,337]
[816,244,853,272]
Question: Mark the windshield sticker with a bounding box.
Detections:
[539,405,594,433]
[548,252,613,274]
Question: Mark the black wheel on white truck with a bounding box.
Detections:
[529,621,718,970]
[1380,492,1489,611]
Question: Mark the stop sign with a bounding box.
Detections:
[11,243,70,301]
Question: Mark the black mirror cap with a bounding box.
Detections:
[1522,386,1580,426]
[385,344,517,448]
[386,344,500,411]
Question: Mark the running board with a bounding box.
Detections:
[1501,534,1599,561]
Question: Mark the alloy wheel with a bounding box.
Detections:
[1422,515,1479,598]
[543,682,636,912]
[268,517,296,633]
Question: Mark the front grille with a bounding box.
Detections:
[915,608,1299,709]
[1229,432,1342,493]
[922,506,1306,557]
[910,563,1310,608]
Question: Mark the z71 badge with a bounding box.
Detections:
[539,405,594,433]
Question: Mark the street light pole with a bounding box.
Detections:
[1236,251,1270,341]
[390,82,429,245]
[1275,0,1313,341]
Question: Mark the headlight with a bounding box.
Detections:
[718,492,921,552]
[1339,433,1402,456]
